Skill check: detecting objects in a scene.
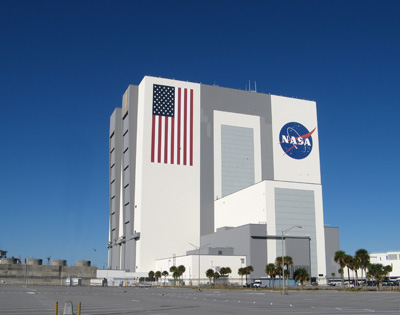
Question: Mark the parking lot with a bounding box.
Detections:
[1,284,400,315]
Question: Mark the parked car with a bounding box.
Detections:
[382,281,399,286]
[252,279,269,288]
[328,281,341,286]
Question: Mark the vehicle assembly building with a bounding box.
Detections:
[108,76,337,283]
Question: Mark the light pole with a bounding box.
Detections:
[282,225,302,295]
[189,243,210,291]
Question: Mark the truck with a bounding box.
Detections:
[252,279,269,288]
[90,278,107,286]
[65,277,82,286]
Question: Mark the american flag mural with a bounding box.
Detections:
[151,84,193,166]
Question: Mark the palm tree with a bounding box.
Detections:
[344,254,353,284]
[177,265,186,281]
[219,267,227,285]
[275,257,283,289]
[353,259,361,286]
[162,270,169,284]
[334,250,347,286]
[170,266,178,285]
[213,272,220,285]
[345,255,355,285]
[265,263,277,289]
[245,266,254,285]
[206,269,214,287]
[284,256,294,288]
[293,268,309,289]
[219,267,231,286]
[155,271,162,283]
[169,266,177,273]
[225,267,232,279]
[355,249,370,289]
[148,270,155,282]
[367,263,392,290]
[338,267,344,283]
[225,267,232,285]
[172,270,180,284]
[238,267,246,285]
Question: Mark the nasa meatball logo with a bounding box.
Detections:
[279,122,316,160]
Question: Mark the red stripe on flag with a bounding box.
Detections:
[158,117,162,163]
[151,115,155,163]
[177,88,181,165]
[164,117,168,163]
[184,88,187,165]
[190,89,193,166]
[171,117,174,164]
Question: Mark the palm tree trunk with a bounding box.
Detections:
[355,270,358,286]
[341,270,345,288]
[279,271,281,289]
[364,268,367,289]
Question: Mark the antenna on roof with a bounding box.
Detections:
[255,81,257,92]
[249,80,251,91]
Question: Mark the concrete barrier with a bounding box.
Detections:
[76,261,91,267]
[26,259,42,265]
[0,258,17,264]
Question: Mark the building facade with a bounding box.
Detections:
[370,251,400,278]
[108,76,327,280]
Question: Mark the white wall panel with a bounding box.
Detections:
[134,76,201,272]
[215,181,267,229]
[271,95,321,184]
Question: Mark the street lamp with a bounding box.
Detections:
[282,225,302,295]
[189,243,210,291]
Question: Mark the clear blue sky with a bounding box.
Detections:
[1,0,399,268]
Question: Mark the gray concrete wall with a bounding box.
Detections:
[200,85,274,237]
[125,85,139,271]
[201,224,267,279]
[275,188,318,277]
[0,264,97,286]
[109,85,139,271]
[109,107,123,269]
[285,238,311,276]
[324,226,340,278]
[221,125,255,197]
[202,224,312,280]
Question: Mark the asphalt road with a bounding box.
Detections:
[1,285,399,315]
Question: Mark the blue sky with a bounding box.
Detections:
[1,0,399,268]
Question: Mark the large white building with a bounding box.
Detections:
[108,76,329,281]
